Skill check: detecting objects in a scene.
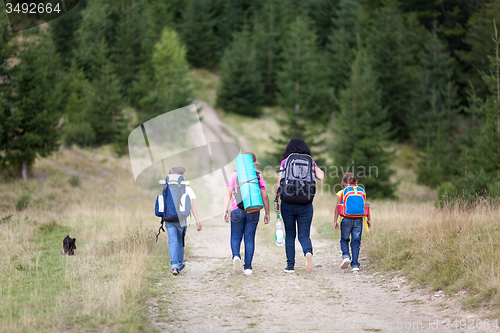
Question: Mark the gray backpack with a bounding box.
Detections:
[278,153,316,205]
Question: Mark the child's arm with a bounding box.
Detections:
[274,172,281,213]
[334,195,341,231]
[223,186,233,223]
[190,200,202,231]
[261,189,270,224]
[366,210,371,229]
[314,166,325,180]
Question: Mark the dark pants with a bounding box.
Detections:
[230,209,260,270]
[340,218,363,268]
[280,201,313,267]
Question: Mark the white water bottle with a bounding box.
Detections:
[275,214,285,246]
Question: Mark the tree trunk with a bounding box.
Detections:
[22,161,27,182]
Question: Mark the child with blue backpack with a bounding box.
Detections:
[334,172,371,272]
[156,166,202,276]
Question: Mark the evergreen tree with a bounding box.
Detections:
[216,28,264,117]
[178,0,219,68]
[49,0,87,67]
[270,16,332,163]
[217,0,263,59]
[0,14,15,173]
[63,65,95,147]
[325,0,364,96]
[456,1,500,99]
[141,0,174,56]
[410,28,460,187]
[277,16,331,123]
[306,0,339,49]
[73,0,115,79]
[331,44,394,199]
[128,0,175,111]
[469,20,500,179]
[88,38,124,145]
[252,0,288,104]
[113,0,149,98]
[138,27,191,118]
[366,0,419,140]
[1,33,61,180]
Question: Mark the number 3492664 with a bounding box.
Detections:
[6,2,61,14]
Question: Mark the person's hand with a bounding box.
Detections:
[334,221,339,232]
[367,219,371,229]
[264,214,270,224]
[274,201,280,214]
[223,211,229,223]
[196,222,202,231]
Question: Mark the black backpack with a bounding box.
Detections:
[278,154,316,205]
[234,171,261,210]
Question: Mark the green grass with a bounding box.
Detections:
[187,69,219,105]
[313,216,340,240]
[2,218,72,331]
[0,215,172,333]
[219,106,281,164]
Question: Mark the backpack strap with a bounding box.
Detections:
[156,220,165,242]
[234,172,261,210]
[162,186,168,222]
[237,176,260,188]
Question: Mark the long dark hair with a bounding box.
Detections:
[282,138,312,160]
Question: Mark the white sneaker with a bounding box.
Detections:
[233,257,242,275]
[340,258,351,269]
[305,253,314,273]
[352,267,360,273]
[244,269,253,276]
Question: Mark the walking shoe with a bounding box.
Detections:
[305,253,314,273]
[179,262,186,272]
[233,257,243,275]
[352,267,360,273]
[172,268,179,276]
[340,258,351,269]
[284,266,295,273]
[244,269,253,276]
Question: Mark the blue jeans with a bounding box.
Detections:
[230,208,260,270]
[280,201,313,267]
[165,222,187,270]
[340,218,363,268]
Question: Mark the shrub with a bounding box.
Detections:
[63,122,95,147]
[435,182,457,207]
[397,146,417,169]
[69,175,80,187]
[0,215,12,223]
[16,194,30,211]
[38,219,58,232]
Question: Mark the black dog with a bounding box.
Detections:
[63,235,77,255]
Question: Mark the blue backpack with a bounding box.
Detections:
[155,174,191,223]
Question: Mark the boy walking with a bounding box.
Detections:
[334,173,371,272]
[164,166,202,276]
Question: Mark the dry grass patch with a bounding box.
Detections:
[0,145,172,332]
[365,199,500,313]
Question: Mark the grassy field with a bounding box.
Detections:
[0,146,170,332]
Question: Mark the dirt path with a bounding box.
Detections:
[147,102,494,332]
